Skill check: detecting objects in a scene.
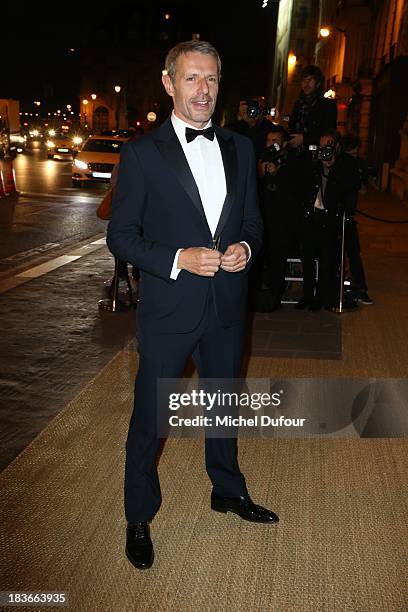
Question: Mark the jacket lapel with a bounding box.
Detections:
[153,119,210,234]
[152,119,238,242]
[213,127,237,239]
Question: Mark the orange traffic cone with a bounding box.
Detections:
[0,166,7,197]
[3,159,17,195]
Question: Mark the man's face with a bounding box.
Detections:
[162,52,219,128]
[301,76,319,96]
[320,135,337,167]
[266,132,284,149]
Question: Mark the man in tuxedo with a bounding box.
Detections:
[107,40,279,571]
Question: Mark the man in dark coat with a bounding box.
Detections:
[258,125,303,310]
[296,129,361,311]
[107,40,278,571]
[289,65,337,150]
[226,97,273,159]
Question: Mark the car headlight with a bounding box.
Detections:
[74,158,88,170]
[32,130,40,137]
[72,136,83,145]
[47,140,55,148]
[48,129,56,137]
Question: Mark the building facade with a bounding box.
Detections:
[270,0,408,200]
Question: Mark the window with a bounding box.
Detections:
[83,138,124,153]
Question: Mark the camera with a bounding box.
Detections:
[263,142,286,167]
[308,144,337,162]
[319,144,336,162]
[246,100,262,119]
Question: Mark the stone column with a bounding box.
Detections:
[390,112,408,202]
[358,78,373,159]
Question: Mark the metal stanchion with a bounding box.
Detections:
[334,213,346,313]
[98,257,135,312]
[334,212,357,313]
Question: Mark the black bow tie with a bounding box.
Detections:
[185,126,215,143]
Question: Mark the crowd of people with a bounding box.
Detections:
[226,64,373,312]
[102,63,373,314]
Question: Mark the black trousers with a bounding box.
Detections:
[125,291,248,523]
[301,211,339,307]
[344,218,367,291]
[262,206,302,300]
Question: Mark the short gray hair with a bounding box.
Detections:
[165,40,221,81]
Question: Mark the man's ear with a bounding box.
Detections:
[162,74,174,97]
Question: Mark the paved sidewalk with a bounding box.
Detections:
[0,246,136,470]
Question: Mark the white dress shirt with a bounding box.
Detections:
[172,112,226,235]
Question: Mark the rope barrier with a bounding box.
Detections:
[356,209,408,224]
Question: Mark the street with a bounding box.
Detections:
[0,148,136,470]
[0,143,108,264]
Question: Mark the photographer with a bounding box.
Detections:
[226,97,273,159]
[258,125,303,310]
[288,65,337,150]
[296,129,361,311]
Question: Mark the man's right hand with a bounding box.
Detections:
[177,247,221,277]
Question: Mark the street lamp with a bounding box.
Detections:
[82,99,89,127]
[114,86,121,129]
[319,25,346,38]
[288,53,297,69]
[87,95,97,129]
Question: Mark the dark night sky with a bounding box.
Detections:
[4,0,276,112]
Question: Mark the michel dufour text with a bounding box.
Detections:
[167,390,306,428]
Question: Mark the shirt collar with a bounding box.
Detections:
[171,111,213,144]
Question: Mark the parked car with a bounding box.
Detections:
[47,133,83,159]
[9,132,27,154]
[71,135,128,187]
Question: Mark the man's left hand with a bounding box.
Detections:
[220,243,249,272]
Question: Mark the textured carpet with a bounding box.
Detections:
[0,347,407,612]
[1,190,407,611]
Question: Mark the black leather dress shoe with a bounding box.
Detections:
[211,493,279,524]
[125,522,154,569]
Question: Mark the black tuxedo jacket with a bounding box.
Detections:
[289,95,338,147]
[300,153,361,217]
[107,117,263,333]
